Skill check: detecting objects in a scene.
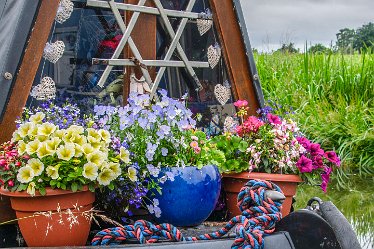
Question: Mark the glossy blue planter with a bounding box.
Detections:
[148,165,221,227]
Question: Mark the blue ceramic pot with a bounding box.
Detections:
[148,165,221,227]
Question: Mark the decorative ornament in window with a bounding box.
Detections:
[30,77,56,101]
[43,41,65,64]
[130,73,151,95]
[197,9,213,36]
[207,43,221,69]
[214,83,231,106]
[55,0,74,24]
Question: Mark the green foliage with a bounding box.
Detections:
[336,23,374,53]
[308,43,330,54]
[254,51,374,187]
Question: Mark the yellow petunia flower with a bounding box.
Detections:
[29,112,45,124]
[119,147,131,164]
[108,162,121,177]
[37,143,54,159]
[98,129,111,144]
[97,169,114,186]
[87,128,101,141]
[26,139,41,155]
[46,165,59,179]
[37,135,48,142]
[46,137,61,151]
[37,123,57,137]
[67,125,84,135]
[81,143,95,155]
[87,151,104,166]
[128,167,138,182]
[71,134,87,146]
[18,122,34,138]
[11,131,22,142]
[54,129,65,139]
[56,144,75,161]
[27,158,44,176]
[87,136,102,150]
[82,162,98,181]
[74,144,83,158]
[27,182,36,196]
[27,125,38,138]
[17,166,34,183]
[17,140,27,155]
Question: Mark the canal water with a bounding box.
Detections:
[294,183,373,249]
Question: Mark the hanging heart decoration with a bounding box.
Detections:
[43,41,65,64]
[214,84,231,105]
[197,9,213,36]
[30,77,56,101]
[207,43,221,69]
[130,73,151,94]
[55,0,74,24]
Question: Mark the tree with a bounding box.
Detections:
[309,43,330,54]
[353,22,374,52]
[336,28,355,53]
[277,43,299,53]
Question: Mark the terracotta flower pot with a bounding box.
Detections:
[0,186,95,247]
[222,172,302,218]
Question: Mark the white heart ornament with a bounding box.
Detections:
[197,18,212,36]
[214,84,231,105]
[55,0,74,24]
[30,77,56,101]
[43,41,65,64]
[207,44,221,69]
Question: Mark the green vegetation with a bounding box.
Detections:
[336,23,374,53]
[254,51,374,188]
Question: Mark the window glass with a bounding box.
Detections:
[27,0,236,135]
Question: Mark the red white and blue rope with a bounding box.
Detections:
[92,179,283,249]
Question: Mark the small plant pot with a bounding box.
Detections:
[0,186,95,247]
[222,172,302,218]
[147,165,221,227]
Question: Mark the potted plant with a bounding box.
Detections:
[211,100,341,217]
[0,102,123,247]
[94,90,225,227]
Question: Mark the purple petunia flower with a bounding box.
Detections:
[296,137,311,150]
[296,155,313,173]
[324,151,341,167]
[309,143,324,157]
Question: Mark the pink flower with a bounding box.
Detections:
[320,181,328,193]
[324,151,341,167]
[312,155,324,169]
[194,147,201,154]
[236,116,264,136]
[8,180,14,187]
[234,100,248,108]
[296,155,313,173]
[309,143,324,157]
[0,159,6,167]
[190,141,199,149]
[266,113,282,125]
[296,137,311,150]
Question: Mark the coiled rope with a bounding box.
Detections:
[92,179,283,249]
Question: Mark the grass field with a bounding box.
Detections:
[254,51,374,188]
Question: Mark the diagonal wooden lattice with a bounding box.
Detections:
[87,0,212,98]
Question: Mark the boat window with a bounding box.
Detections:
[26,0,235,135]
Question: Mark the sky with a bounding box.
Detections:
[239,0,374,52]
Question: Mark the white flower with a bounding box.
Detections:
[18,122,35,138]
[82,162,98,181]
[81,143,95,155]
[17,166,34,183]
[37,123,57,137]
[87,151,105,166]
[108,162,121,178]
[98,129,111,144]
[27,158,44,176]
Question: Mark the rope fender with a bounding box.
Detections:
[92,179,284,249]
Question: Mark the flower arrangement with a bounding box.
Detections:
[93,91,224,218]
[212,100,341,192]
[0,110,122,196]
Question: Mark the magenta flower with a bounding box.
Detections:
[324,151,341,167]
[296,137,311,150]
[320,181,328,193]
[266,113,282,125]
[296,155,313,173]
[234,100,248,108]
[312,155,324,169]
[309,143,324,157]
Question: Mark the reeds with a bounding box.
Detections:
[255,50,374,187]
